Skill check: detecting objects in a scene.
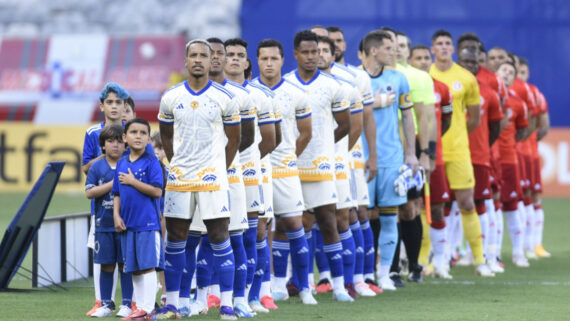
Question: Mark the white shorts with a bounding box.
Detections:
[354,168,370,207]
[272,176,305,215]
[87,215,95,249]
[301,180,338,210]
[245,184,264,213]
[164,189,230,221]
[190,183,247,233]
[261,179,274,219]
[335,177,353,210]
[349,169,359,208]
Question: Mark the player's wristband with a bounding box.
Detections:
[428,141,436,159]
[380,93,388,107]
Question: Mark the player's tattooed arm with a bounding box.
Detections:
[239,119,255,152]
[159,122,174,162]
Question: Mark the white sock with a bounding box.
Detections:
[220,291,233,308]
[308,273,315,286]
[272,276,287,291]
[234,296,246,306]
[196,287,208,305]
[260,281,271,298]
[535,206,544,246]
[332,276,344,292]
[478,212,489,258]
[143,271,157,313]
[524,205,535,252]
[354,274,364,284]
[166,291,179,308]
[430,226,446,268]
[505,210,523,256]
[94,263,101,301]
[379,264,390,279]
[180,297,190,307]
[132,274,144,311]
[444,213,454,263]
[319,271,331,282]
[210,284,220,298]
[111,266,118,304]
[518,201,527,247]
[243,285,251,303]
[496,208,504,258]
[485,199,497,260]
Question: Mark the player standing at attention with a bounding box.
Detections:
[284,30,353,302]
[393,30,437,285]
[429,30,495,277]
[360,30,418,290]
[409,45,454,279]
[83,82,128,316]
[327,26,379,296]
[495,61,530,268]
[254,38,317,305]
[86,125,132,318]
[457,48,504,273]
[487,47,510,73]
[157,39,241,320]
[112,118,164,321]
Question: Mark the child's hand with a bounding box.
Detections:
[114,215,126,232]
[119,168,137,186]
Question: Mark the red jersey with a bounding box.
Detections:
[433,78,453,166]
[527,84,548,157]
[476,66,508,103]
[469,81,503,167]
[511,78,538,156]
[498,91,528,164]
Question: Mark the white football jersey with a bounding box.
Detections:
[333,75,361,178]
[158,80,240,191]
[284,70,347,182]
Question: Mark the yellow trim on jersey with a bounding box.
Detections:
[228,176,241,184]
[399,93,413,109]
[353,161,365,169]
[335,172,348,180]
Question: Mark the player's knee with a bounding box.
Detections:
[398,202,416,221]
[256,222,267,240]
[101,263,115,273]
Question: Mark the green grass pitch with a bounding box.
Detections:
[1,192,569,320]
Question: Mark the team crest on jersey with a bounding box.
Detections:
[506,108,513,119]
[385,83,393,92]
[191,101,199,109]
[452,81,463,91]
[480,96,485,106]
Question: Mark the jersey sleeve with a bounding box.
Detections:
[465,76,481,107]
[148,158,164,189]
[295,91,311,119]
[85,162,98,191]
[111,161,122,196]
[272,99,282,123]
[257,94,276,125]
[222,96,241,126]
[82,131,97,166]
[158,94,174,124]
[487,91,503,122]
[350,87,364,114]
[358,72,374,106]
[239,93,256,121]
[398,75,413,110]
[331,81,349,114]
[515,101,529,129]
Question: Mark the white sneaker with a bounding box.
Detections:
[299,288,318,305]
[189,300,208,316]
[456,254,474,266]
[379,275,396,291]
[475,264,495,277]
[513,255,530,267]
[525,251,539,260]
[91,305,112,318]
[487,260,505,273]
[355,282,376,297]
[115,305,132,318]
[249,300,269,313]
[433,265,453,280]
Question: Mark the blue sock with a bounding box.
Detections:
[262,241,271,283]
[164,239,187,295]
[323,242,344,278]
[249,238,267,301]
[211,238,235,294]
[339,229,355,285]
[272,240,290,278]
[100,270,113,307]
[314,225,330,274]
[180,232,201,299]
[361,220,375,276]
[379,215,398,266]
[230,232,247,298]
[287,227,310,290]
[196,235,213,289]
[306,229,314,275]
[350,221,364,278]
[244,218,258,287]
[120,270,133,306]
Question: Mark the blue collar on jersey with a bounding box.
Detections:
[363,65,385,79]
[184,79,212,96]
[294,69,320,85]
[242,80,248,87]
[257,77,284,91]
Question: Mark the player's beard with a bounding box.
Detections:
[335,51,344,63]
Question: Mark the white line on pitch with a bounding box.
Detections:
[426,280,570,286]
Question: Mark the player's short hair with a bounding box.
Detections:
[311,25,326,31]
[479,42,487,53]
[326,26,344,36]
[125,96,135,112]
[150,130,162,149]
[362,30,392,55]
[99,124,124,151]
[99,82,129,102]
[185,39,212,55]
[257,39,284,58]
[410,44,429,57]
[294,30,318,49]
[224,38,248,49]
[317,36,335,54]
[431,29,453,43]
[395,30,411,49]
[125,118,151,136]
[489,46,507,53]
[506,52,516,64]
[207,37,224,45]
[498,61,517,74]
[245,58,252,79]
[457,32,480,48]
[358,38,364,53]
[379,26,397,36]
[518,56,528,66]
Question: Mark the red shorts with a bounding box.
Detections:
[473,164,492,201]
[500,163,522,211]
[490,155,502,194]
[532,157,542,193]
[516,152,529,191]
[429,164,451,204]
[523,155,535,193]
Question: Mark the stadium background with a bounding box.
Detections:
[0,0,569,196]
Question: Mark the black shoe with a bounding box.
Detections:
[110,300,116,312]
[287,280,300,297]
[408,266,424,283]
[389,272,406,288]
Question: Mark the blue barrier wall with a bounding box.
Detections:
[241,0,569,126]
